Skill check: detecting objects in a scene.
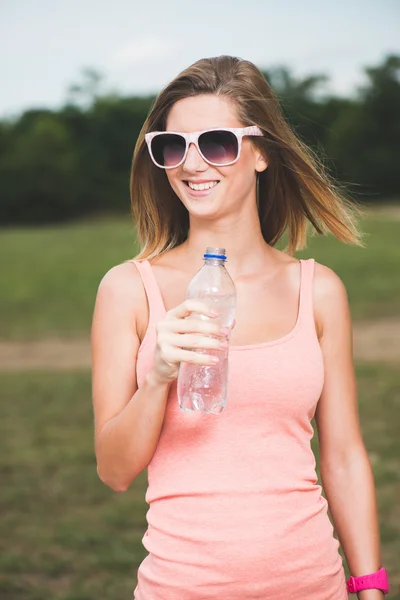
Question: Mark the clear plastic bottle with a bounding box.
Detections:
[177,247,236,414]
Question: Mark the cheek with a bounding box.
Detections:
[236,152,258,188]
[224,162,256,195]
[229,176,255,199]
[165,171,182,196]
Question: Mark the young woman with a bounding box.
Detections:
[91,56,388,600]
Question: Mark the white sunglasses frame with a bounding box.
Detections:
[144,126,264,169]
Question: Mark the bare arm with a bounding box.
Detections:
[314,264,384,600]
[91,263,170,491]
[91,263,227,492]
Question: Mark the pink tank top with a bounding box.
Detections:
[132,258,348,600]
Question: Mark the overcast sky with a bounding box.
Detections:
[1,0,399,118]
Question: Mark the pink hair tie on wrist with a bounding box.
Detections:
[346,567,389,594]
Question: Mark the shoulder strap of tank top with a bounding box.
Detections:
[130,259,166,324]
[298,258,316,328]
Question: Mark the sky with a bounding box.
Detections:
[1,0,399,119]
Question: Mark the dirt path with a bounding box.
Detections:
[364,204,400,221]
[0,318,398,371]
[352,318,400,363]
[0,338,91,371]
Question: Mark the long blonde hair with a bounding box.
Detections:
[130,55,362,259]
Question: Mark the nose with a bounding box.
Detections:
[182,142,208,172]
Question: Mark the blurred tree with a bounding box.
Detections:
[262,66,330,149]
[0,113,79,224]
[325,54,400,199]
[66,68,106,109]
[0,55,399,226]
[59,95,155,215]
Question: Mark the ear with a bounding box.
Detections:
[255,153,268,173]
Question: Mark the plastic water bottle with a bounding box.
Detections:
[177,247,236,414]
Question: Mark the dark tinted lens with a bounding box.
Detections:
[151,134,186,167]
[199,130,238,164]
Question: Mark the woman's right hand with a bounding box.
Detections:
[150,299,230,385]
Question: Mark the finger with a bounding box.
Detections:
[162,318,224,338]
[168,299,218,320]
[168,332,228,351]
[168,346,220,366]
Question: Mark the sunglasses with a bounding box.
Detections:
[145,126,264,169]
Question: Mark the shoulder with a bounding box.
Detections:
[98,259,143,290]
[311,260,351,340]
[312,260,348,303]
[94,260,148,322]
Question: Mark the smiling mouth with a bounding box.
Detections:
[184,181,220,191]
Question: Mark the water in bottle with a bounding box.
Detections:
[177,247,236,414]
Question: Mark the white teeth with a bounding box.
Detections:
[187,181,218,191]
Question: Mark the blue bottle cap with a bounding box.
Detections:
[204,246,226,260]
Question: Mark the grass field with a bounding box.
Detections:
[1,207,399,599]
[1,209,400,340]
[1,365,399,599]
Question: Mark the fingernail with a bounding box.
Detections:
[220,327,230,336]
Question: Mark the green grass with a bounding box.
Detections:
[1,206,399,598]
[313,364,400,595]
[1,208,399,340]
[297,211,400,322]
[0,366,399,599]
[0,371,148,599]
[0,217,138,340]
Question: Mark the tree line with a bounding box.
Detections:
[0,54,399,226]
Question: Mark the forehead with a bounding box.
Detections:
[166,94,242,132]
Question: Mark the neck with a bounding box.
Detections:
[178,202,276,279]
